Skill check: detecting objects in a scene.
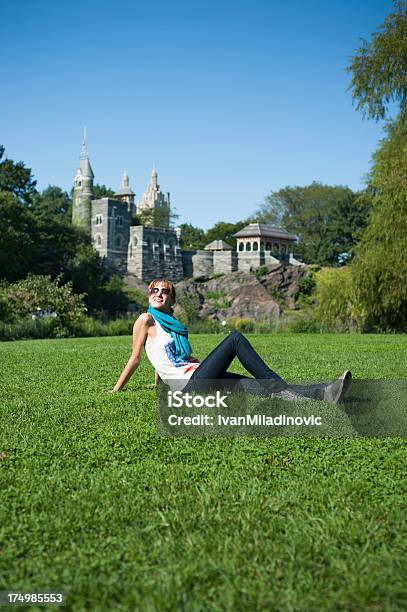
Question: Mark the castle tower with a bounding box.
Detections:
[136,165,170,228]
[72,129,94,232]
[114,169,135,212]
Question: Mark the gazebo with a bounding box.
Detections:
[233,223,296,258]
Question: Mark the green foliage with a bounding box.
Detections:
[179,221,250,251]
[315,267,363,332]
[255,265,269,281]
[0,144,37,205]
[205,290,226,299]
[125,287,149,309]
[297,274,316,295]
[256,182,370,265]
[203,220,247,250]
[92,184,115,199]
[178,223,206,249]
[0,190,36,281]
[186,319,224,333]
[0,317,69,341]
[69,316,135,338]
[132,205,177,229]
[347,0,407,120]
[352,117,407,331]
[287,317,323,333]
[1,274,86,326]
[31,186,72,222]
[175,293,201,323]
[234,318,255,332]
[97,275,129,315]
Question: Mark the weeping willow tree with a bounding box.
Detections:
[347,1,407,330]
[352,119,407,330]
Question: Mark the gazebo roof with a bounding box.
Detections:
[233,223,296,241]
[204,240,233,251]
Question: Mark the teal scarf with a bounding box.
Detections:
[147,305,192,360]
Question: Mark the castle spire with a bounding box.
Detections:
[72,130,94,231]
[151,163,158,188]
[78,127,94,179]
[80,126,87,158]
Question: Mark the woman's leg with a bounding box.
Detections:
[189,331,287,393]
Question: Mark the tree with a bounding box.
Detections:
[92,184,115,199]
[347,1,407,330]
[0,191,36,281]
[203,220,247,250]
[352,118,407,330]
[347,0,407,120]
[178,223,206,249]
[132,206,178,229]
[255,182,369,265]
[0,145,37,206]
[31,186,72,222]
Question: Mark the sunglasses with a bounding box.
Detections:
[149,287,171,296]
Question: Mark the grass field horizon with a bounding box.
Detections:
[1,333,406,610]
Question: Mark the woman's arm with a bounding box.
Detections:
[111,314,151,392]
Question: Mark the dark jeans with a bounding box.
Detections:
[183,331,325,400]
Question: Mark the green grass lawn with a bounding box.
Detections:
[1,333,407,611]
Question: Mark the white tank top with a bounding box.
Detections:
[145,315,199,391]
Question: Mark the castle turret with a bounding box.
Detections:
[114,169,135,212]
[72,129,94,232]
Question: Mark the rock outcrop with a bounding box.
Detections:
[255,263,313,309]
[175,271,281,322]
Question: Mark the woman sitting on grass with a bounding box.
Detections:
[112,278,352,403]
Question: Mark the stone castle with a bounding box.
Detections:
[71,137,301,282]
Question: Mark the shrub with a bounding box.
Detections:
[176,293,201,323]
[69,315,135,338]
[2,274,86,325]
[287,317,323,333]
[206,290,226,300]
[255,265,269,281]
[234,318,255,333]
[0,317,70,341]
[187,319,224,334]
[314,267,363,332]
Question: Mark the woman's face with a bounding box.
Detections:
[148,284,173,311]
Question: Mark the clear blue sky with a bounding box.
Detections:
[0,0,393,228]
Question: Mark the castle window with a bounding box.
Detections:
[115,235,123,248]
[266,242,271,251]
[95,214,103,225]
[245,242,251,251]
[95,234,102,247]
[116,215,123,227]
[253,242,258,251]
[238,242,244,251]
[133,236,138,247]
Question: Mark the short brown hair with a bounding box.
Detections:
[148,278,176,302]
